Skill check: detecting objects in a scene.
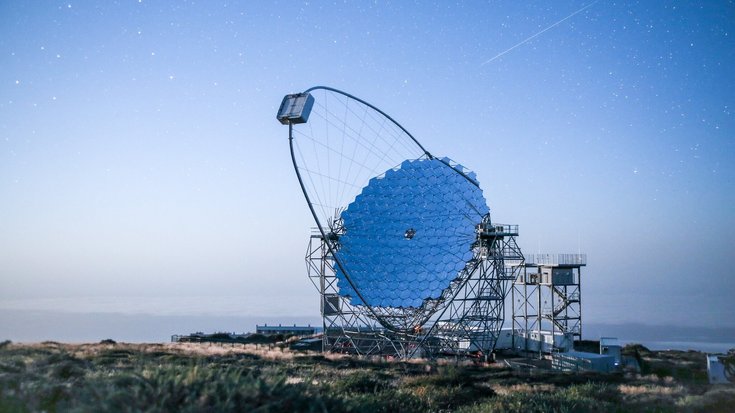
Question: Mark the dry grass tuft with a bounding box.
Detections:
[618,383,685,396]
[161,342,297,360]
[322,352,350,362]
[490,383,556,396]
[676,386,735,411]
[285,376,304,384]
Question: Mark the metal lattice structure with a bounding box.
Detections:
[281,86,524,359]
[511,254,586,355]
[306,218,525,359]
[427,220,524,357]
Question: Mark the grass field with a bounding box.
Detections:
[0,340,733,412]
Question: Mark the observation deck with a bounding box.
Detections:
[310,228,339,241]
[476,223,519,239]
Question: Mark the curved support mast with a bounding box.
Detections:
[287,123,391,330]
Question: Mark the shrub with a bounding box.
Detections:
[333,370,391,393]
[677,387,735,413]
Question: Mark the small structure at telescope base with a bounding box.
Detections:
[552,350,615,373]
[600,337,622,367]
[256,324,318,336]
[707,354,735,384]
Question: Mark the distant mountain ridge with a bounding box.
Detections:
[585,322,735,344]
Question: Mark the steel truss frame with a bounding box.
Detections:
[305,214,525,359]
[511,257,585,356]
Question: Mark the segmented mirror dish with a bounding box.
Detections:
[335,158,489,308]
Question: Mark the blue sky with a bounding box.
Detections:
[1,1,733,336]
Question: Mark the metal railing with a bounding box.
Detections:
[476,223,519,236]
[525,254,587,266]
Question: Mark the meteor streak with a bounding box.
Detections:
[481,1,598,66]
